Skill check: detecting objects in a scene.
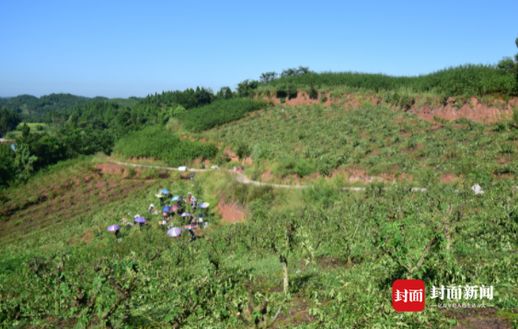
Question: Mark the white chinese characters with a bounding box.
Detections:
[430,285,493,300]
[394,288,424,303]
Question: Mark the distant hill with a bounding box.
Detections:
[0,93,140,122]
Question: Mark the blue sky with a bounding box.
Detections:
[0,0,517,97]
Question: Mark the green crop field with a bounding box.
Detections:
[202,103,517,186]
[0,156,516,328]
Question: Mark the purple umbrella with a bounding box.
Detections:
[107,224,120,233]
[180,212,192,217]
[167,227,182,237]
[199,202,210,209]
[134,216,147,224]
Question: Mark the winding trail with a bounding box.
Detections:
[107,159,430,192]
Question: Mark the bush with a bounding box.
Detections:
[177,98,265,132]
[114,126,217,165]
[308,85,319,100]
[276,85,298,100]
[236,143,251,159]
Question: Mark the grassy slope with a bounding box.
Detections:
[202,103,517,185]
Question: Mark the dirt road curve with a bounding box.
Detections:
[107,159,432,192]
[106,160,516,193]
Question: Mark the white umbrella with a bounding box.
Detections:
[167,227,182,237]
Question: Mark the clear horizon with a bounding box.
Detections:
[1,0,517,98]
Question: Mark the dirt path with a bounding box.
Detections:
[107,159,428,192]
[108,159,517,193]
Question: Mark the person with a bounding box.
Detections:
[148,203,155,214]
[155,192,166,206]
[162,207,170,221]
[121,217,133,228]
[187,227,196,241]
[190,195,197,210]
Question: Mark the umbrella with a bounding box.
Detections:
[107,224,120,233]
[199,202,210,209]
[134,216,147,224]
[172,204,179,212]
[162,205,171,213]
[171,195,181,202]
[180,212,192,217]
[159,220,167,226]
[160,188,170,195]
[167,227,182,237]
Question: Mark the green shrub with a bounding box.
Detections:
[236,143,251,159]
[114,126,217,165]
[177,98,265,132]
[308,85,319,100]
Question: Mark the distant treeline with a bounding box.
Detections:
[258,65,517,96]
[0,87,238,186]
[253,38,518,96]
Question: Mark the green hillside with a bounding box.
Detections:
[1,57,518,327]
[202,102,517,185]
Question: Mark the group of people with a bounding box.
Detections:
[106,187,210,241]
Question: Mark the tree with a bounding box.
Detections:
[260,72,277,83]
[237,80,259,97]
[14,143,37,182]
[0,108,21,137]
[0,144,15,186]
[267,215,298,296]
[281,66,311,78]
[216,86,233,99]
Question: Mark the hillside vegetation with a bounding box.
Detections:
[0,157,516,328]
[176,98,266,132]
[113,126,217,166]
[259,65,517,97]
[1,41,518,328]
[203,103,517,185]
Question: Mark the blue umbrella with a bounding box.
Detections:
[167,227,182,237]
[162,205,171,213]
[160,188,170,195]
[171,195,181,202]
